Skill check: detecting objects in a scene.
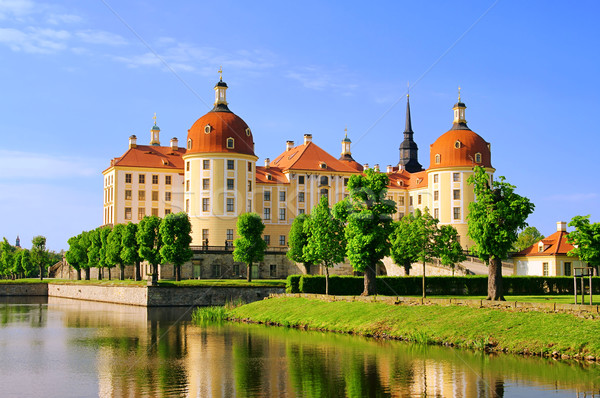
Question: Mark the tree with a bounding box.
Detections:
[138,216,162,285]
[389,213,419,276]
[411,209,439,298]
[0,238,15,279]
[65,234,87,280]
[106,224,126,280]
[20,249,35,277]
[79,231,92,280]
[31,235,48,280]
[287,213,312,274]
[468,165,534,300]
[303,196,346,295]
[344,168,396,295]
[233,213,266,282]
[12,249,25,279]
[122,223,142,281]
[436,224,466,276]
[567,215,600,274]
[160,212,193,281]
[87,228,101,280]
[98,226,112,280]
[514,226,544,252]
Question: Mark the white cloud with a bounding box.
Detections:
[46,13,82,25]
[286,65,359,94]
[0,149,103,179]
[76,29,127,46]
[0,26,70,53]
[0,0,35,19]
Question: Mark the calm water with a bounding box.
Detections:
[0,297,599,397]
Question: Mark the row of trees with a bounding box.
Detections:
[0,236,61,280]
[66,212,193,283]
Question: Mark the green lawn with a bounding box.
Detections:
[398,294,600,305]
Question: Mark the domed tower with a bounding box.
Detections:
[338,127,363,171]
[427,88,494,248]
[183,69,258,246]
[398,94,423,173]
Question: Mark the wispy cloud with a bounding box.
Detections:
[285,65,359,95]
[0,0,35,20]
[546,193,599,202]
[0,150,103,179]
[76,29,127,46]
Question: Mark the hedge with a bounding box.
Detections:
[285,275,600,296]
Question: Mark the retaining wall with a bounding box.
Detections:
[147,286,285,307]
[0,283,48,296]
[48,284,148,306]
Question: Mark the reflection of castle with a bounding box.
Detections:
[102,73,494,277]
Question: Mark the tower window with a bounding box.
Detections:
[453,172,460,182]
[202,198,210,212]
[187,139,192,149]
[226,138,234,149]
[475,152,482,163]
[245,128,251,136]
[435,154,441,164]
[186,162,190,171]
[227,198,234,212]
[434,191,439,201]
[453,189,461,200]
[453,207,461,220]
[203,179,210,190]
[433,174,439,183]
[227,179,234,190]
[204,124,212,134]
[227,159,235,170]
[203,160,210,170]
[454,140,461,149]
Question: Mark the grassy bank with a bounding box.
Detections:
[228,296,600,358]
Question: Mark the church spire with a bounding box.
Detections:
[212,66,232,112]
[398,94,423,173]
[404,94,413,134]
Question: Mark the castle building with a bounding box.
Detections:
[103,74,494,252]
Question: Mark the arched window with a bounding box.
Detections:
[320,188,328,199]
[245,127,251,136]
[204,124,212,134]
[226,138,234,149]
[319,176,329,186]
[475,152,482,163]
[454,140,461,149]
[187,139,192,149]
[435,154,441,164]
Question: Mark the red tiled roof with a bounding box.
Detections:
[106,145,186,171]
[514,231,575,257]
[270,141,361,173]
[387,169,428,189]
[255,166,289,184]
[429,128,492,170]
[186,111,255,156]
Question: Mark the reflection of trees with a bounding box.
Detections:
[0,302,47,328]
[232,333,264,397]
[343,354,390,398]
[286,342,346,397]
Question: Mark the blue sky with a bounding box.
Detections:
[1,0,598,251]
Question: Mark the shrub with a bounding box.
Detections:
[286,275,301,293]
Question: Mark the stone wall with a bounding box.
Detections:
[0,283,48,296]
[146,286,285,307]
[47,284,147,306]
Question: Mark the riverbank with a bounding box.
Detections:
[228,296,600,359]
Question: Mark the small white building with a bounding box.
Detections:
[513,221,586,276]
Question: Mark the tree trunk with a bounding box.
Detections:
[120,265,125,281]
[175,265,181,281]
[39,265,43,280]
[107,268,111,280]
[85,268,90,280]
[422,261,426,298]
[247,262,252,282]
[77,269,81,280]
[325,265,329,295]
[151,264,158,286]
[362,263,377,296]
[135,262,141,281]
[304,263,311,275]
[98,267,103,280]
[487,256,505,301]
[173,264,177,280]
[403,262,411,276]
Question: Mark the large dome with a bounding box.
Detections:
[186,110,255,156]
[429,128,492,169]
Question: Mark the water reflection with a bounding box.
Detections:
[0,297,599,397]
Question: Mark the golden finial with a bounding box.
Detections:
[344,125,348,137]
[458,86,461,102]
[407,81,410,98]
[153,112,157,126]
[218,66,223,81]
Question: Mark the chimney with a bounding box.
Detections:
[303,134,312,145]
[286,141,294,151]
[557,221,567,232]
[129,135,137,149]
[386,165,393,173]
[363,163,369,170]
[170,137,178,151]
[264,158,270,168]
[374,164,380,171]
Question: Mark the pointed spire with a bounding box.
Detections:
[398,93,423,173]
[451,86,469,130]
[404,94,413,133]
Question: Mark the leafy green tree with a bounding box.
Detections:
[389,213,419,276]
[567,215,600,273]
[20,249,35,277]
[12,249,25,278]
[122,223,142,281]
[138,216,163,285]
[410,209,439,298]
[98,226,112,280]
[436,224,466,276]
[66,234,87,280]
[79,231,92,280]
[160,212,193,281]
[468,166,534,300]
[0,238,15,278]
[31,235,48,280]
[287,213,312,274]
[87,228,102,280]
[345,168,396,295]
[514,226,544,252]
[233,213,267,282]
[303,196,346,295]
[106,224,126,280]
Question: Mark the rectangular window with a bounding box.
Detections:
[226,228,234,241]
[227,198,234,212]
[233,264,240,276]
[125,190,132,200]
[186,161,190,171]
[203,179,210,190]
[418,195,422,205]
[564,262,572,276]
[138,190,145,201]
[279,208,286,221]
[247,199,252,212]
[152,175,158,185]
[409,196,413,206]
[248,162,252,172]
[344,178,349,186]
[138,208,145,220]
[202,229,209,242]
[434,174,439,183]
[453,189,461,200]
[543,262,549,276]
[248,180,252,192]
[152,191,159,201]
[151,208,158,217]
[203,160,210,170]
[264,190,271,201]
[434,191,439,201]
[186,180,190,192]
[299,176,305,184]
[434,208,439,219]
[164,209,171,216]
[227,179,234,190]
[453,172,460,182]
[298,192,305,203]
[125,173,132,184]
[263,208,271,220]
[202,198,210,212]
[212,264,221,278]
[298,208,305,214]
[185,199,189,213]
[227,159,235,170]
[165,192,171,202]
[270,264,277,277]
[279,235,286,246]
[165,175,172,185]
[399,196,404,206]
[453,207,461,220]
[264,235,270,246]
[279,191,286,201]
[124,207,132,220]
[139,174,145,184]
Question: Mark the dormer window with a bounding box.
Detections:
[454,140,462,149]
[245,128,251,136]
[266,174,272,181]
[187,139,192,149]
[204,124,212,134]
[319,162,327,169]
[475,152,482,163]
[435,154,441,164]
[226,138,234,149]
[538,242,544,253]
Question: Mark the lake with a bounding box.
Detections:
[0,296,598,397]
